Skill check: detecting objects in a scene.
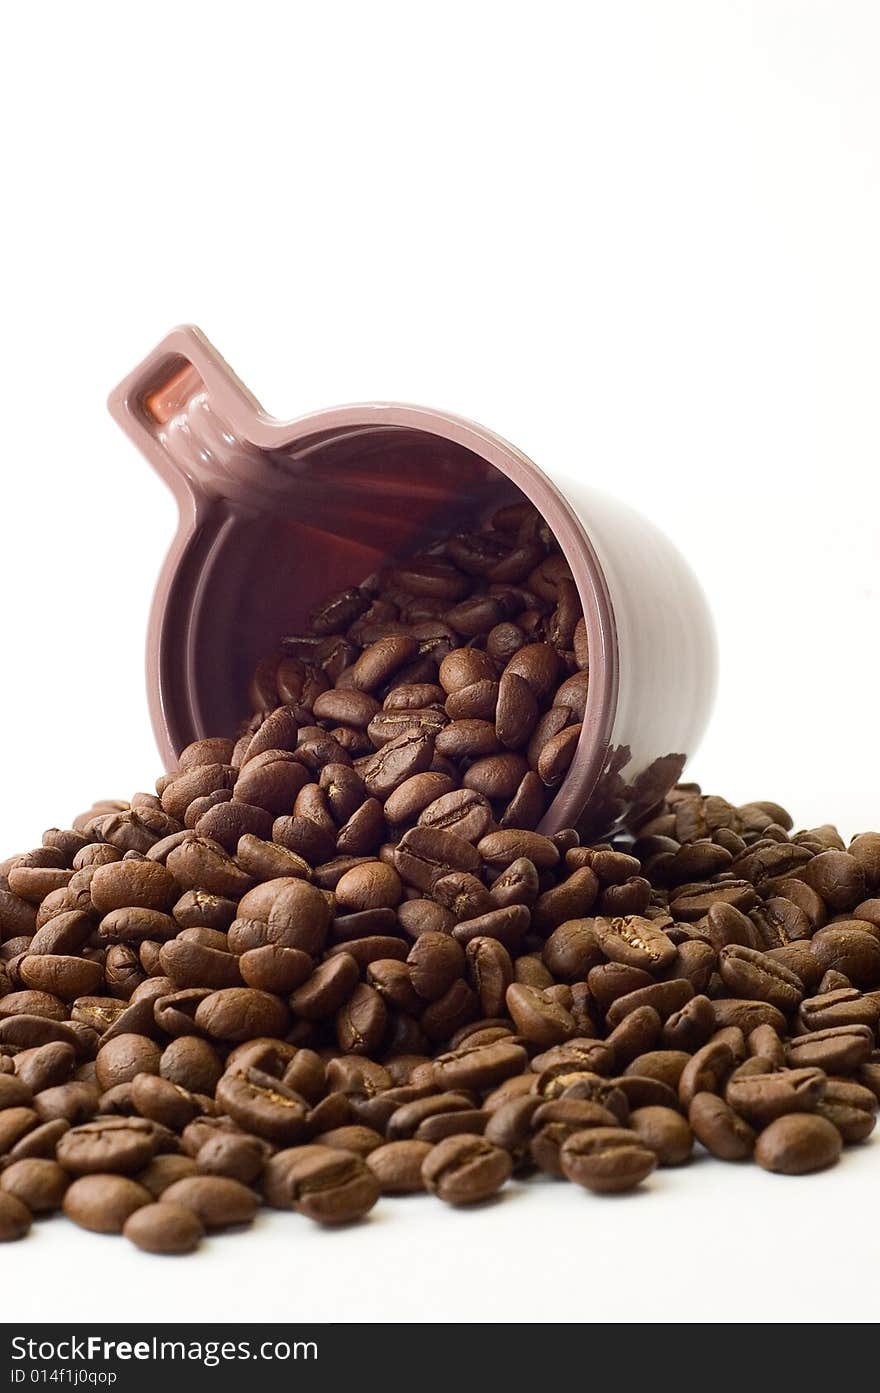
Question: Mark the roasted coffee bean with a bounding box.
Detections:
[530,1099,619,1175]
[366,1139,432,1194]
[799,988,879,1034]
[717,944,803,1012]
[263,1145,380,1222]
[624,1049,690,1090]
[416,789,494,844]
[787,1024,874,1072]
[800,851,866,912]
[628,1106,693,1166]
[678,1039,736,1108]
[593,915,676,973]
[711,999,787,1036]
[0,1190,32,1242]
[506,983,575,1047]
[479,830,559,870]
[335,861,402,912]
[56,1117,162,1175]
[34,1081,99,1124]
[560,1127,656,1193]
[432,1040,528,1092]
[336,983,387,1054]
[384,773,457,826]
[95,1036,162,1092]
[0,1157,69,1212]
[422,1134,511,1205]
[725,1068,825,1126]
[194,988,289,1042]
[136,1154,201,1197]
[466,937,514,1017]
[162,1175,259,1229]
[290,955,360,1020]
[63,1174,152,1233]
[688,1092,756,1160]
[195,1132,269,1184]
[482,1094,542,1166]
[532,868,600,932]
[215,1069,308,1143]
[394,826,481,892]
[606,978,694,1030]
[123,1201,204,1254]
[754,1113,843,1175]
[6,1118,70,1163]
[452,905,530,949]
[490,857,541,909]
[810,925,880,986]
[90,860,177,915]
[815,1080,878,1143]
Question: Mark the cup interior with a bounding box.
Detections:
[182,424,523,739]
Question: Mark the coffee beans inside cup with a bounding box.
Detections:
[1,502,878,1254]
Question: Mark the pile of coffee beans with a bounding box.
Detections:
[2,503,880,1254]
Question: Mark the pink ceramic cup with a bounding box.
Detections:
[109,325,716,838]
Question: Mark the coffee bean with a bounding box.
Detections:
[530,1099,619,1174]
[787,1024,874,1072]
[688,1092,756,1160]
[0,1192,32,1241]
[439,649,496,695]
[136,1154,200,1197]
[56,1117,161,1175]
[725,1068,825,1127]
[479,830,559,870]
[162,1175,259,1228]
[384,774,457,825]
[416,789,494,845]
[453,905,530,949]
[34,1081,99,1124]
[394,826,481,892]
[335,862,402,912]
[63,1174,152,1232]
[263,1145,380,1222]
[717,944,803,1012]
[463,754,529,802]
[810,926,880,986]
[800,851,866,912]
[215,1068,308,1143]
[560,1127,656,1193]
[506,983,575,1047]
[754,1113,843,1175]
[422,1134,511,1204]
[366,1139,432,1194]
[628,1107,692,1166]
[290,955,360,1020]
[432,1040,528,1092]
[362,730,436,798]
[196,1132,269,1184]
[815,1079,878,1143]
[593,915,677,973]
[123,1201,204,1254]
[194,988,289,1042]
[0,1158,69,1212]
[336,983,387,1054]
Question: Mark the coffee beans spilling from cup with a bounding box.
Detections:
[1,503,878,1254]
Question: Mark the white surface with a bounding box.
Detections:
[6,1144,880,1324]
[1,0,880,1324]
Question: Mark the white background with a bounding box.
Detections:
[2,0,879,1324]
